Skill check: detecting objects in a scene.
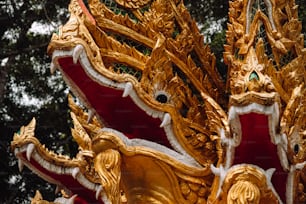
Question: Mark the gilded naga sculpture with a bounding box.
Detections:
[11,0,306,203]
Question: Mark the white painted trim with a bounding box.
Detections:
[228,102,280,146]
[101,127,202,168]
[14,144,106,202]
[51,46,202,168]
[226,102,289,170]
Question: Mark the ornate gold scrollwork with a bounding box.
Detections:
[227,180,260,204]
[11,0,306,203]
[94,149,122,204]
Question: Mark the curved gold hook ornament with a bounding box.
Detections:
[94,149,122,204]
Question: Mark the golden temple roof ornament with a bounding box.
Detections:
[11,0,305,203]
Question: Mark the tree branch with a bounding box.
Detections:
[0,42,49,59]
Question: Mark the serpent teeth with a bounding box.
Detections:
[122,82,133,98]
[160,113,171,127]
[87,109,95,123]
[50,62,58,74]
[18,159,24,172]
[96,185,103,200]
[265,168,275,182]
[72,167,80,179]
[67,194,78,204]
[26,143,35,161]
[72,44,84,64]
[14,148,18,156]
[55,185,61,194]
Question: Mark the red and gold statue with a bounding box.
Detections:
[11,0,306,203]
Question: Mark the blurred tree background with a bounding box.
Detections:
[0,0,73,203]
[0,0,305,203]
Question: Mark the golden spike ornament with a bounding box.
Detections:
[94,149,122,204]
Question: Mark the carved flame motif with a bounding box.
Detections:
[11,0,305,203]
[225,0,305,102]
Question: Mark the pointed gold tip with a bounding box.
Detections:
[70,110,77,122]
[31,190,43,203]
[15,117,37,139]
[29,117,36,127]
[67,94,77,110]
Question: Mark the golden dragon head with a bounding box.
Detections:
[13,0,230,203]
[47,0,229,168]
[215,0,306,203]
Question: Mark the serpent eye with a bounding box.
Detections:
[155,91,169,104]
[294,144,299,155]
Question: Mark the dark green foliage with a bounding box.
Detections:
[210,30,227,79]
[185,0,228,79]
[297,0,306,46]
[0,0,76,203]
[185,0,229,30]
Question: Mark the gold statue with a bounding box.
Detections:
[11,0,306,203]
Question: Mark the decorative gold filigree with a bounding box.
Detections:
[31,191,55,204]
[11,0,306,203]
[212,165,280,204]
[295,166,306,203]
[47,0,105,75]
[225,0,305,104]
[62,0,229,171]
[86,0,227,103]
[89,126,214,203]
[224,1,306,203]
[94,149,122,204]
[115,0,151,9]
[68,94,103,135]
[227,180,260,204]
[11,118,79,166]
[175,170,212,203]
[31,190,79,204]
[136,34,227,167]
